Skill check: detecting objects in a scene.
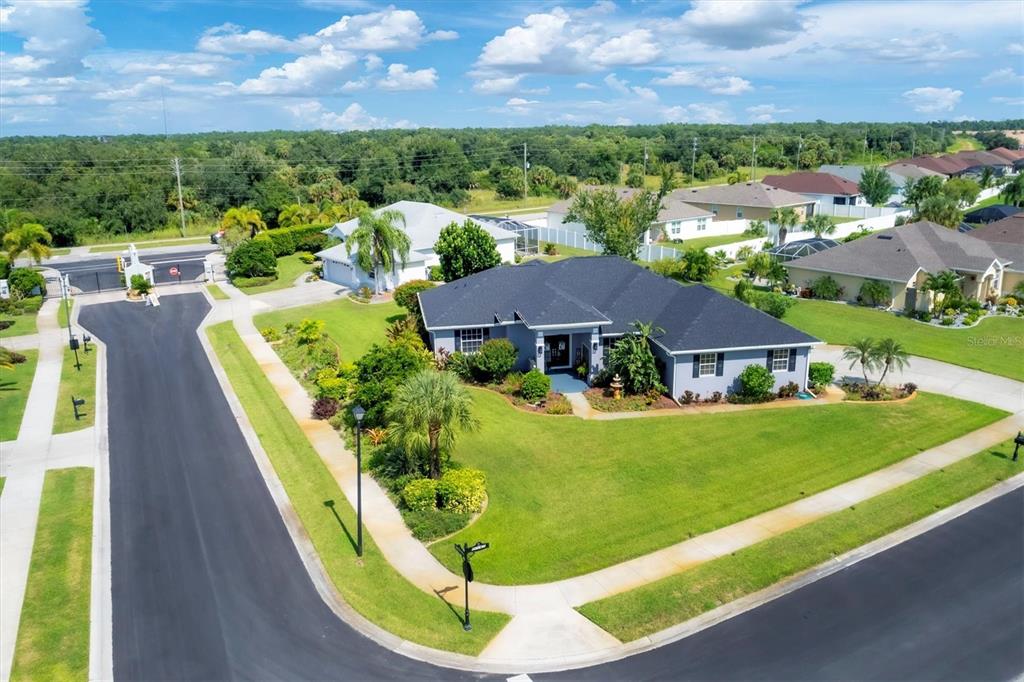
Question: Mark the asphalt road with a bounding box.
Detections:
[49,247,215,293]
[80,292,1024,681]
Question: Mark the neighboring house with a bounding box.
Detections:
[783,221,1012,311]
[963,204,1021,224]
[966,214,1024,294]
[897,155,968,177]
[317,201,517,290]
[895,151,1014,179]
[675,182,817,245]
[762,172,867,207]
[547,188,714,244]
[886,162,946,184]
[820,164,905,205]
[418,255,820,400]
[988,147,1024,172]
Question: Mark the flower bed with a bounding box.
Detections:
[584,388,676,412]
[488,372,572,415]
[903,298,1022,329]
[841,381,918,402]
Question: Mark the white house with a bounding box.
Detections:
[547,188,716,244]
[316,201,517,290]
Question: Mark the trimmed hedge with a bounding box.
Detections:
[402,478,439,512]
[258,224,332,257]
[437,468,486,514]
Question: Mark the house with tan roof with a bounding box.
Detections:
[967,214,1024,294]
[762,171,866,207]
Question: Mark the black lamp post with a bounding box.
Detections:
[1013,431,1023,462]
[454,541,489,631]
[352,404,366,557]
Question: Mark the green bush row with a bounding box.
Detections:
[256,224,332,257]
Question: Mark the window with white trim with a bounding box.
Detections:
[698,352,717,377]
[460,328,485,354]
[771,348,790,372]
[696,217,707,231]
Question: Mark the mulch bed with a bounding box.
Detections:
[584,388,677,412]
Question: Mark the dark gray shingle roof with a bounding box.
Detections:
[419,256,818,352]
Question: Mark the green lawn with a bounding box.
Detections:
[0,311,38,338]
[53,345,97,434]
[89,236,211,253]
[254,298,404,361]
[206,322,509,653]
[10,467,93,681]
[947,136,983,152]
[0,349,38,441]
[968,193,1005,210]
[235,253,313,295]
[430,389,1004,584]
[642,165,790,190]
[531,241,600,261]
[49,248,71,257]
[79,222,215,246]
[785,300,1024,381]
[579,441,1022,641]
[660,233,753,253]
[463,189,556,214]
[57,299,73,329]
[206,284,229,300]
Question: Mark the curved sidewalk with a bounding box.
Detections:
[214,282,1024,670]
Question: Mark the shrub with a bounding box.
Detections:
[811,275,843,301]
[737,364,775,401]
[680,390,697,405]
[709,391,723,403]
[544,395,572,414]
[901,382,918,395]
[311,397,339,420]
[295,318,324,345]
[1,348,27,364]
[227,238,277,278]
[778,381,799,398]
[520,369,551,402]
[808,362,834,389]
[16,296,42,313]
[401,478,439,512]
[232,275,277,288]
[260,327,281,342]
[351,342,430,427]
[446,351,473,381]
[428,265,444,282]
[965,299,983,312]
[470,338,518,382]
[748,291,793,319]
[943,307,957,317]
[402,508,471,542]
[544,242,559,256]
[437,468,486,514]
[858,279,891,306]
[130,274,152,295]
[297,251,316,264]
[734,279,753,302]
[941,316,955,326]
[393,279,434,317]
[651,258,683,279]
[261,224,330,256]
[7,268,45,297]
[606,322,665,395]
[314,366,353,401]
[1006,297,1018,307]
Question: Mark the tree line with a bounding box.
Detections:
[0,119,1020,246]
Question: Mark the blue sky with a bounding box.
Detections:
[1,0,1022,136]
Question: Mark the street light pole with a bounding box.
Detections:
[454,541,489,632]
[352,405,366,557]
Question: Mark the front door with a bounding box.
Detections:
[545,334,570,369]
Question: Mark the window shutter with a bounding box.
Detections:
[766,349,773,369]
[788,347,797,372]
[454,330,461,353]
[692,354,700,378]
[715,352,724,376]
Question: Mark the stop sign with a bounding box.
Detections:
[169,266,179,277]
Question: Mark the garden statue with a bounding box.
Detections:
[610,373,624,400]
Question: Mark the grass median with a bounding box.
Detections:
[0,349,38,441]
[578,442,1022,642]
[10,467,93,681]
[53,343,97,434]
[206,321,509,655]
[206,284,229,300]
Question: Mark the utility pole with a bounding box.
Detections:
[522,142,529,199]
[642,140,649,176]
[911,135,916,157]
[690,137,697,186]
[172,157,187,238]
[795,136,803,170]
[751,135,758,182]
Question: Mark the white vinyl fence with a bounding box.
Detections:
[814,202,903,218]
[533,226,685,262]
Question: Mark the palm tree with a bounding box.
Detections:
[871,338,910,385]
[842,337,878,386]
[277,203,317,228]
[979,167,994,190]
[345,209,411,294]
[922,270,961,311]
[769,206,799,243]
[4,223,52,264]
[803,214,836,238]
[914,194,963,228]
[386,370,478,480]
[220,205,266,238]
[1001,173,1024,208]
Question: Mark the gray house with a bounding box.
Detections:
[418,256,820,399]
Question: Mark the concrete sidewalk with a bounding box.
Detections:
[210,281,1024,668]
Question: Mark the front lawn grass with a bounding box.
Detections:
[254,298,404,361]
[430,389,1005,584]
[88,236,212,252]
[57,299,73,329]
[0,349,38,441]
[785,299,1024,382]
[206,284,229,300]
[0,311,38,338]
[53,344,97,434]
[463,189,556,214]
[10,467,93,681]
[531,241,601,261]
[579,441,1022,641]
[235,253,313,295]
[206,322,509,654]
[660,233,754,252]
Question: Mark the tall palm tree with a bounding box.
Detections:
[220,205,266,237]
[871,338,910,385]
[769,206,799,243]
[3,223,52,264]
[922,270,961,311]
[979,167,994,190]
[914,194,963,229]
[803,214,836,238]
[277,203,316,228]
[387,370,478,480]
[345,208,411,294]
[842,337,878,386]
[1001,173,1024,208]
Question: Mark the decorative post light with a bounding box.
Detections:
[1013,431,1023,462]
[454,541,489,631]
[352,404,366,557]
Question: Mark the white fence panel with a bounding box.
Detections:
[815,202,903,219]
[715,238,768,260]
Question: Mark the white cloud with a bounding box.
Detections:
[0,52,54,74]
[575,82,597,90]
[834,33,970,63]
[604,73,658,101]
[651,68,752,95]
[591,29,660,66]
[1009,43,1024,55]
[316,8,445,51]
[238,45,358,96]
[286,99,412,130]
[746,103,792,122]
[197,23,312,54]
[364,54,383,71]
[377,63,437,91]
[0,0,103,75]
[902,86,962,113]
[662,102,732,124]
[981,68,1024,86]
[676,0,805,49]
[86,51,236,79]
[991,96,1024,106]
[94,75,171,101]
[427,29,459,42]
[470,74,549,96]
[506,97,538,106]
[631,86,658,102]
[0,93,57,107]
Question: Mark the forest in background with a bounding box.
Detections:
[0,118,1020,246]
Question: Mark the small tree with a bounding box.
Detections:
[737,364,775,401]
[226,238,277,279]
[811,275,842,300]
[1001,173,1024,207]
[221,206,267,238]
[346,208,411,294]
[470,338,517,383]
[803,214,836,238]
[7,267,45,297]
[564,188,662,260]
[680,247,717,282]
[942,177,981,207]
[3,223,52,264]
[842,337,878,386]
[607,321,665,395]
[922,270,963,312]
[871,338,910,385]
[745,252,774,281]
[625,165,645,188]
[769,207,799,238]
[434,219,501,282]
[903,175,944,210]
[352,342,431,428]
[858,166,895,206]
[858,279,891,306]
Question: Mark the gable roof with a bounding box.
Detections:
[418,256,819,353]
[323,200,516,253]
[989,147,1024,162]
[948,150,1011,168]
[819,164,907,189]
[900,155,964,176]
[966,215,1024,273]
[677,182,815,209]
[886,162,945,181]
[762,172,863,197]
[783,221,1009,282]
[548,188,713,223]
